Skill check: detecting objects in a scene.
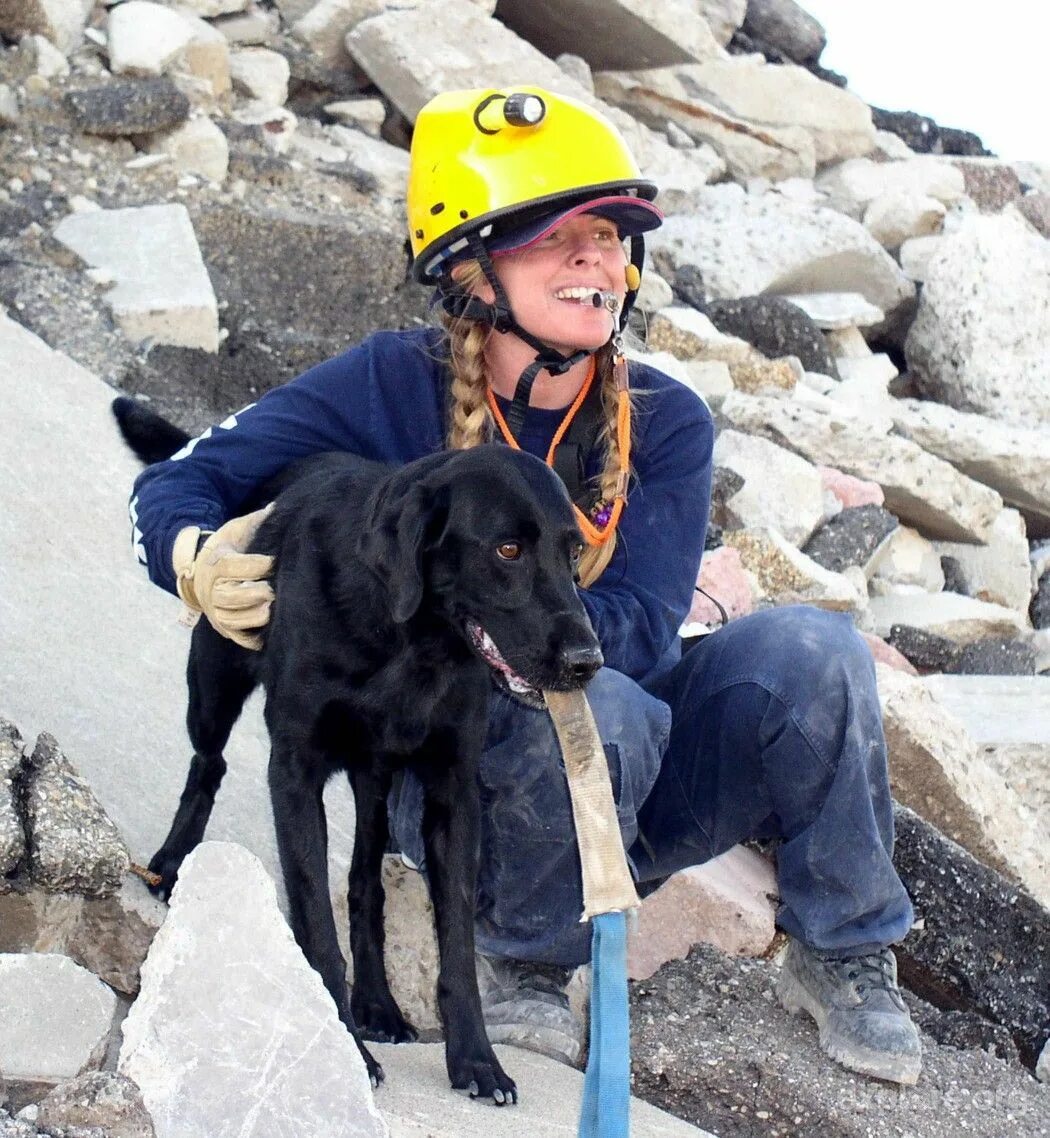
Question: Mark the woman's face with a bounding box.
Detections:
[483,213,629,355]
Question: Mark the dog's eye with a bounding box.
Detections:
[496,541,522,561]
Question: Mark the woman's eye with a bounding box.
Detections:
[497,541,522,561]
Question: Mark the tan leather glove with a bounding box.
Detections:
[172,504,276,650]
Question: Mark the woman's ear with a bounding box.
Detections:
[452,259,495,304]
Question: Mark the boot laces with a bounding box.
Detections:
[839,949,906,1010]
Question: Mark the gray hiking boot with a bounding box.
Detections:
[476,954,586,1067]
[777,939,922,1085]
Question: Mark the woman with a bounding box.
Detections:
[129,87,921,1085]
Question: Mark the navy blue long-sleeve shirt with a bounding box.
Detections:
[129,327,714,683]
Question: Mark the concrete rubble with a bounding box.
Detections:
[1,0,1050,1133]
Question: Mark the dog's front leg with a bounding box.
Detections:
[268,748,384,1087]
[419,755,517,1106]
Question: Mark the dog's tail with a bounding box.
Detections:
[111,396,191,465]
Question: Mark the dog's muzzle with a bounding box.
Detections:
[465,621,547,709]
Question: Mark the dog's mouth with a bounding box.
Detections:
[465,620,546,709]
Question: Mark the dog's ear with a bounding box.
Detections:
[360,476,447,624]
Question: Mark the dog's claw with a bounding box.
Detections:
[468,1081,479,1098]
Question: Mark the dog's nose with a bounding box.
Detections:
[559,644,604,686]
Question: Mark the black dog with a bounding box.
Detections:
[113,397,604,1103]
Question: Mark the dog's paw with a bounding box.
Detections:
[146,850,183,902]
[352,996,419,1045]
[450,1056,517,1106]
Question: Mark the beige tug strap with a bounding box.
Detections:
[544,689,640,920]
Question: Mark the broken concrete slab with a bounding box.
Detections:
[145,115,230,184]
[119,841,387,1138]
[892,803,1050,1071]
[890,397,1050,539]
[494,0,723,70]
[816,155,966,220]
[649,184,915,318]
[869,591,1028,644]
[713,429,825,546]
[0,953,117,1084]
[905,212,1050,431]
[627,845,777,980]
[22,733,130,897]
[876,664,1047,906]
[373,1040,714,1136]
[719,390,1003,542]
[52,203,219,352]
[802,503,898,576]
[595,69,816,182]
[935,508,1033,615]
[0,721,24,881]
[869,525,945,593]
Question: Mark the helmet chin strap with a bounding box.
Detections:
[438,232,644,436]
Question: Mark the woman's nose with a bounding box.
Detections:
[569,236,603,262]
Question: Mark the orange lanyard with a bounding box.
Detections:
[485,355,631,547]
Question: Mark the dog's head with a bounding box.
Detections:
[361,447,603,704]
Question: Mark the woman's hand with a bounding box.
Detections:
[172,504,276,650]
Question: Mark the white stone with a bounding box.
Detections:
[828,354,897,415]
[868,591,1027,644]
[0,954,117,1083]
[873,129,915,160]
[232,102,297,154]
[781,290,884,329]
[52,204,219,352]
[0,0,91,54]
[633,269,674,314]
[824,325,871,359]
[682,359,733,403]
[25,32,69,77]
[863,191,945,250]
[904,212,1050,431]
[816,156,966,220]
[174,9,232,97]
[649,185,914,318]
[146,116,229,183]
[934,509,1034,615]
[229,46,289,105]
[720,391,1003,543]
[294,0,367,66]
[897,234,943,282]
[714,429,824,546]
[1037,1038,1050,1083]
[107,1,197,76]
[878,665,1048,907]
[323,124,410,203]
[119,842,388,1138]
[869,525,945,593]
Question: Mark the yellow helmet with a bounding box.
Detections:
[408,86,660,282]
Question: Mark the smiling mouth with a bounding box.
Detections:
[466,620,545,708]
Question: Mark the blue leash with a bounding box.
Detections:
[578,911,630,1138]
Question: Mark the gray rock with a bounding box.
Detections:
[951,158,1023,213]
[886,624,959,672]
[803,504,898,574]
[951,638,1037,677]
[118,841,386,1138]
[870,106,990,158]
[22,733,130,897]
[36,1072,154,1138]
[63,80,191,137]
[631,940,1050,1136]
[741,0,825,62]
[1018,191,1050,238]
[703,295,839,379]
[0,720,24,882]
[892,804,1050,1071]
[1033,569,1050,630]
[0,954,117,1084]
